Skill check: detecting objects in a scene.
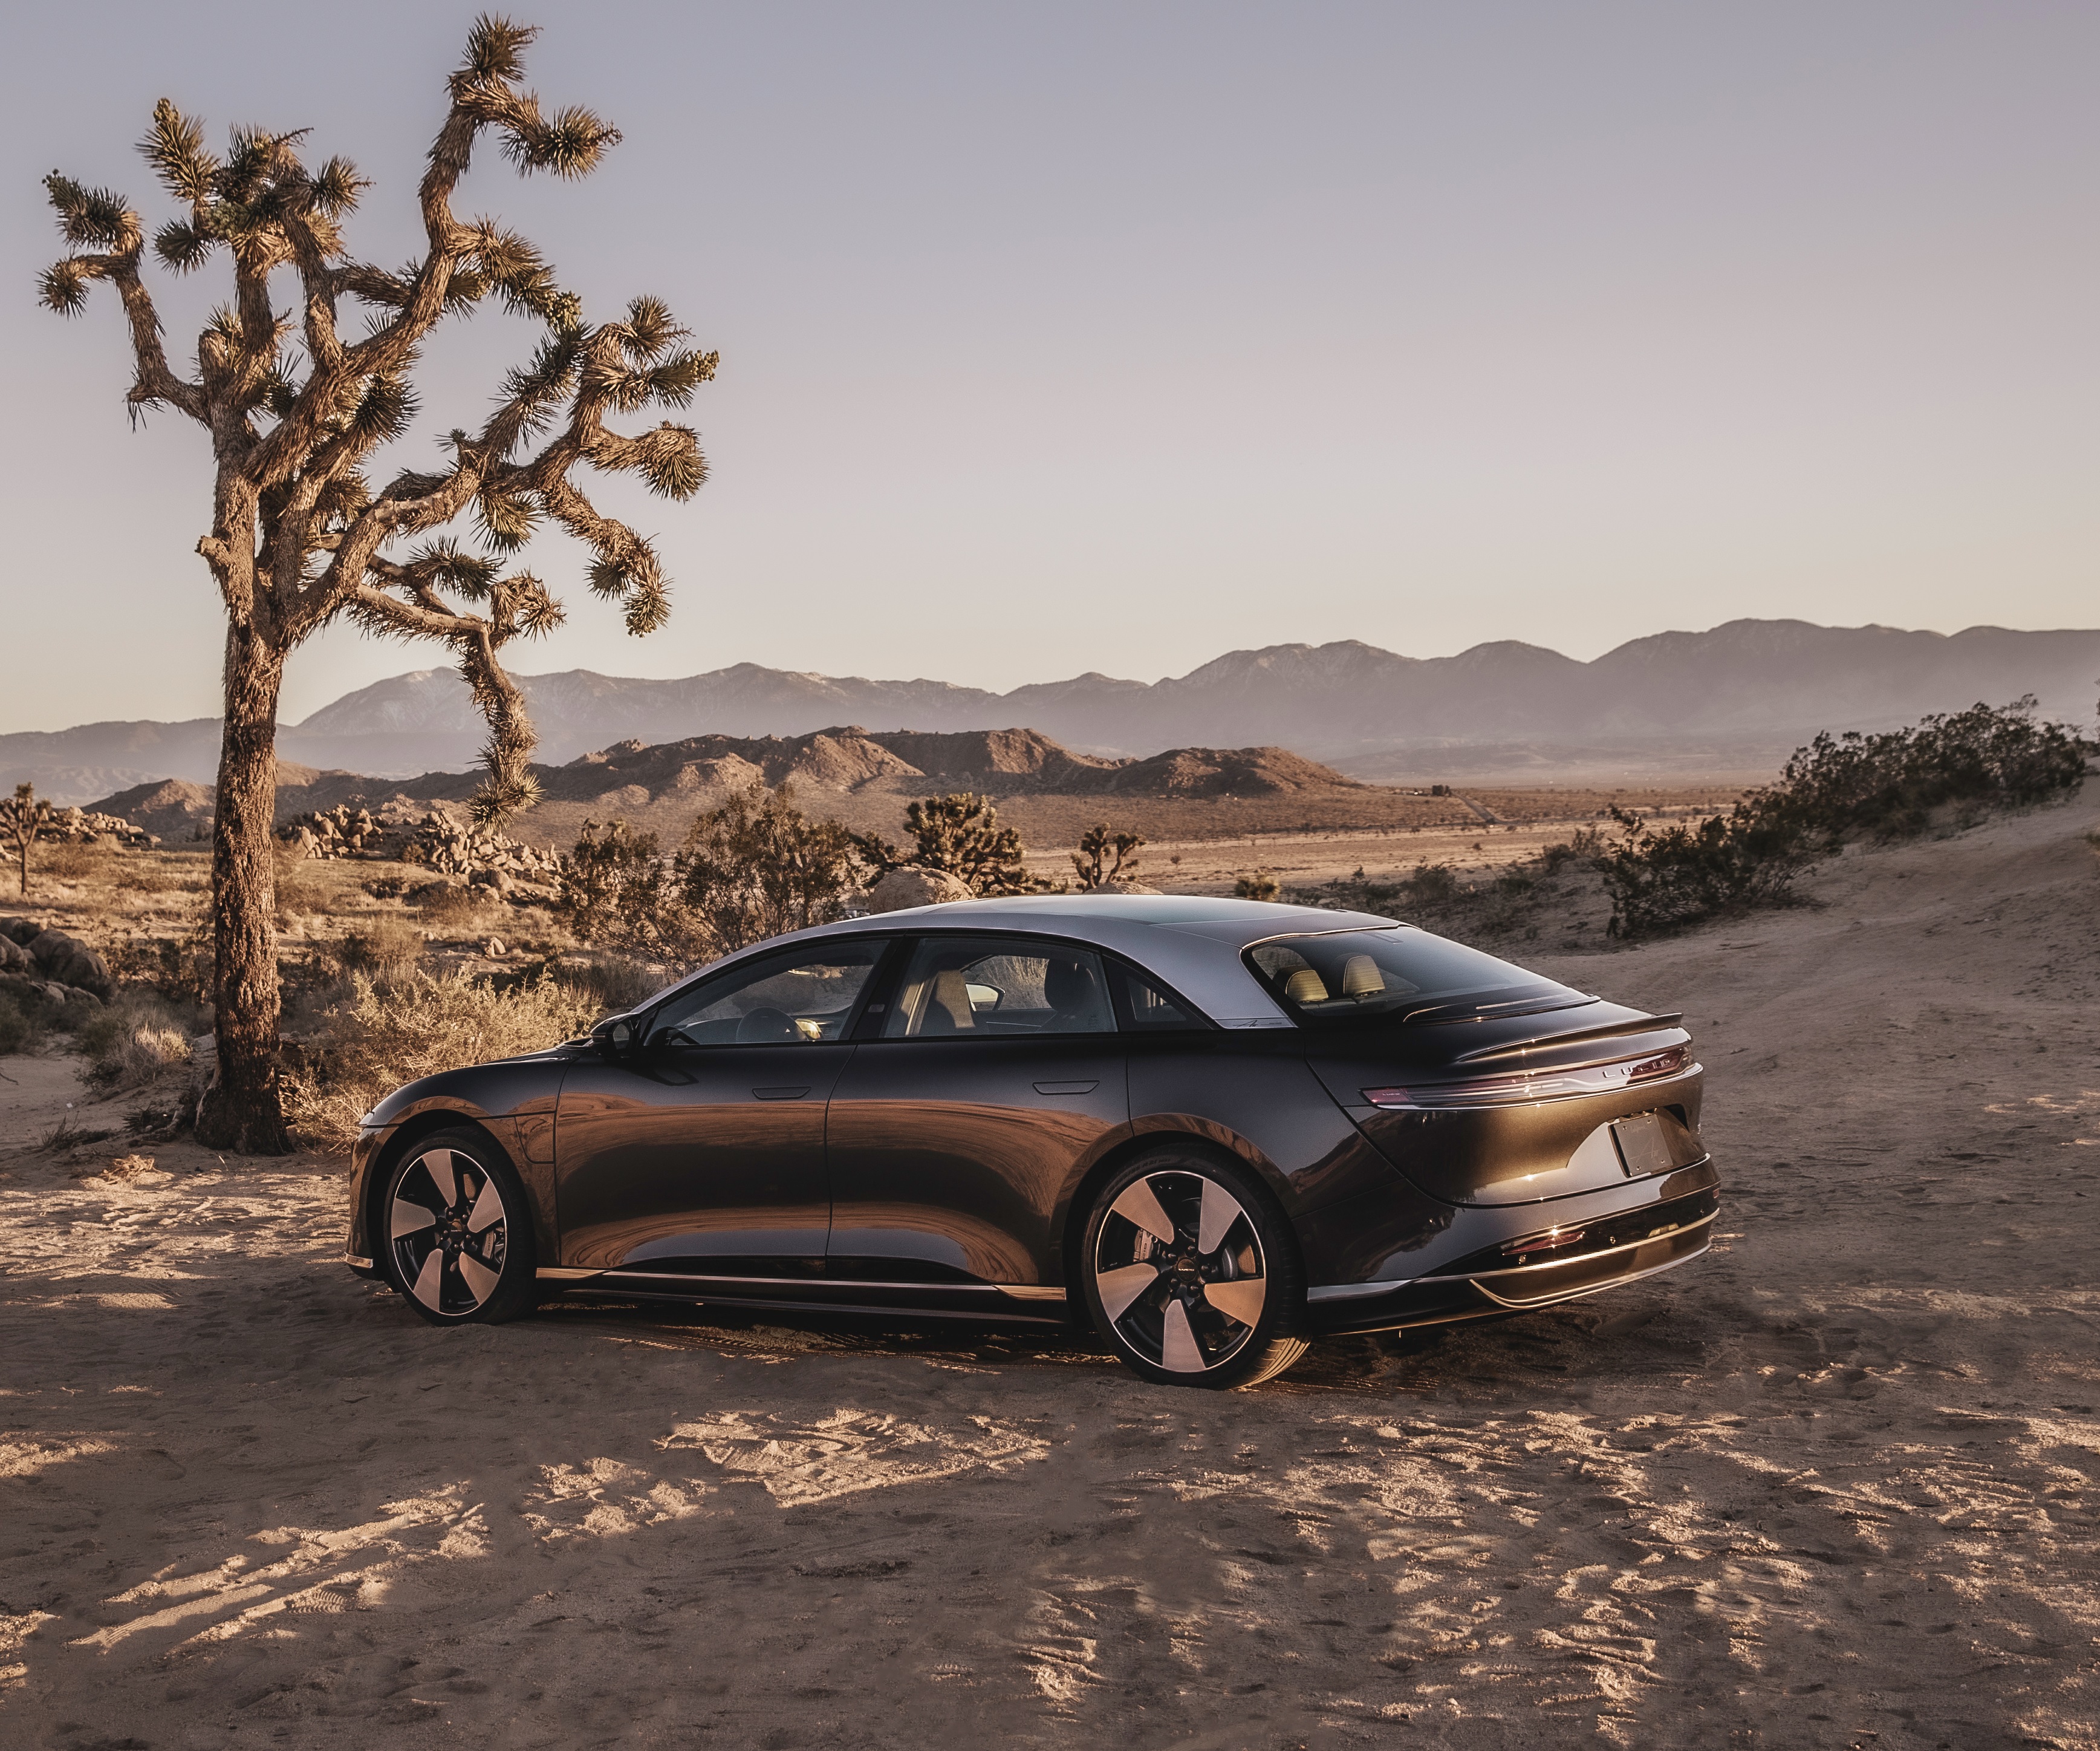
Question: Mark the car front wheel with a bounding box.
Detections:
[1081,1149,1308,1389]
[382,1129,537,1326]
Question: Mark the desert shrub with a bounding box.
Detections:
[556,818,686,958]
[1596,806,1812,937]
[557,953,671,1014]
[414,882,498,930]
[77,991,196,1088]
[856,793,1037,896]
[1071,824,1145,890]
[675,784,866,952]
[1233,869,1281,902]
[334,918,425,984]
[1599,697,2087,937]
[273,841,327,922]
[285,969,603,1148]
[0,992,38,1055]
[1286,851,1605,948]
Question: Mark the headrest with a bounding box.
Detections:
[1341,954,1385,999]
[1045,958,1097,1009]
[924,968,976,1032]
[1283,968,1329,1004]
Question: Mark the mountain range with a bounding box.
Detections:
[5,619,2093,802]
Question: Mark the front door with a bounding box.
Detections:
[554,941,886,1274]
[825,934,1130,1286]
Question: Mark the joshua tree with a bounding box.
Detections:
[39,17,714,1150]
[1,784,52,898]
[856,794,1038,896]
[1070,822,1145,889]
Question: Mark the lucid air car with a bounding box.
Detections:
[346,896,1717,1389]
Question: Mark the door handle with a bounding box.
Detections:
[1033,1080,1099,1095]
[752,1086,811,1101]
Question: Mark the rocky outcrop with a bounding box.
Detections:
[863,868,974,913]
[37,807,157,849]
[0,917,112,1001]
[399,810,561,885]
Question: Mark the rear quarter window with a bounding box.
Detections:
[1245,928,1580,1028]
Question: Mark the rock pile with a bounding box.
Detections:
[42,808,157,849]
[0,916,114,1006]
[280,803,397,859]
[400,810,561,885]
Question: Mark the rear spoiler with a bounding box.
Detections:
[1454,1012,1686,1066]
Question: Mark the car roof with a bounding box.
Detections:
[709,895,1407,1031]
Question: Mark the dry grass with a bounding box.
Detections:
[76,992,200,1090]
[285,969,603,1147]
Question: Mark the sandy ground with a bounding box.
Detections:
[2,794,2098,1749]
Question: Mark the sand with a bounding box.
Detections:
[2,791,2097,1749]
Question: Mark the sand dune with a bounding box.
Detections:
[1,790,2096,1746]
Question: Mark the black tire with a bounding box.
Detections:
[380,1129,538,1326]
[1080,1147,1310,1389]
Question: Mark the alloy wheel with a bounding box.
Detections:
[1091,1169,1269,1374]
[388,1146,510,1319]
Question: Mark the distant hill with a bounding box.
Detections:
[86,726,1394,848]
[10,618,2096,801]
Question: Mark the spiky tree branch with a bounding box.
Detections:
[41,13,712,817]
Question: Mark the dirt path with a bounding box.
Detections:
[2,797,2098,1748]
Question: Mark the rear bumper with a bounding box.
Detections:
[1300,1175,1718,1335]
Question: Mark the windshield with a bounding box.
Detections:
[1244,928,1584,1028]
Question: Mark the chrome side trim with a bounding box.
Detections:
[537,1267,606,1282]
[599,1269,1003,1292]
[344,1253,374,1270]
[996,1284,1068,1302]
[1308,1279,1406,1303]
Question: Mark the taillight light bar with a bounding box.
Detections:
[1362,1043,1695,1110]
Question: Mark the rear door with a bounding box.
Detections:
[824,933,1130,1287]
[553,940,886,1273]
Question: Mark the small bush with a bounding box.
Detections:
[415,883,496,930]
[335,917,424,984]
[78,992,195,1088]
[0,992,38,1055]
[558,954,671,1014]
[1233,869,1281,902]
[285,968,603,1148]
[274,842,325,922]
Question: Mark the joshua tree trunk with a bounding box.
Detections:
[195,626,288,1152]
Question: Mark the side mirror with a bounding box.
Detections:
[593,1014,643,1056]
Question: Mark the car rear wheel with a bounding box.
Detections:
[1081,1149,1308,1389]
[382,1130,536,1326]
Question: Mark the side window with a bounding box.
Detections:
[1108,960,1207,1032]
[882,937,1114,1039]
[649,943,883,1046]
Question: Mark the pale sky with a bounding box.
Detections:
[2,1,2093,731]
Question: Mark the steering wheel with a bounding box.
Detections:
[736,1006,803,1044]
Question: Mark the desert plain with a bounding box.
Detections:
[1,786,2096,1750]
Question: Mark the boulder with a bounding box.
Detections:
[1089,879,1162,896]
[865,867,974,913]
[0,918,41,946]
[25,929,114,1000]
[0,936,31,974]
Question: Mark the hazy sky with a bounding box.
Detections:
[2,1,2093,730]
